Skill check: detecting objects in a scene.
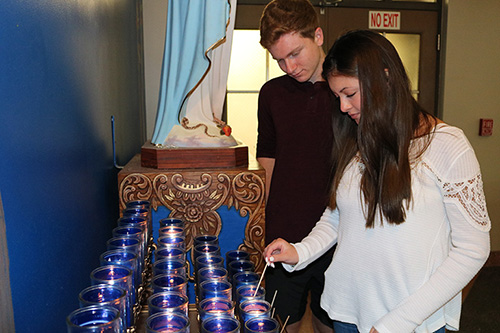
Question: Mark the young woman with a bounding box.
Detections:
[263,30,491,333]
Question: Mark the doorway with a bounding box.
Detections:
[321,6,439,114]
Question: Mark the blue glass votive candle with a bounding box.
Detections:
[225,250,250,269]
[118,216,150,246]
[112,225,145,246]
[155,247,186,263]
[157,235,186,251]
[198,297,235,322]
[244,317,280,333]
[193,234,219,247]
[197,266,228,284]
[196,255,225,271]
[118,215,148,230]
[99,249,140,290]
[66,305,122,333]
[147,292,189,317]
[228,260,255,282]
[236,284,265,306]
[232,271,260,302]
[201,315,240,333]
[195,266,227,296]
[232,271,260,292]
[123,207,150,220]
[90,265,134,327]
[123,207,151,237]
[78,284,127,330]
[159,217,185,228]
[159,225,185,238]
[126,199,151,211]
[107,235,144,270]
[153,258,187,277]
[146,312,190,333]
[239,299,271,324]
[90,265,133,300]
[199,280,232,301]
[151,273,188,296]
[194,244,221,262]
[113,226,146,262]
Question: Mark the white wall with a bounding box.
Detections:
[442,0,500,251]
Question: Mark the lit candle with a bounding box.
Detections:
[153,258,187,277]
[159,217,185,228]
[244,317,280,333]
[199,280,232,301]
[193,234,219,247]
[201,315,240,333]
[233,271,259,290]
[148,292,189,317]
[196,255,225,271]
[236,284,265,306]
[155,247,186,263]
[78,284,127,330]
[157,235,186,251]
[159,225,185,238]
[99,249,140,290]
[151,273,188,296]
[198,297,235,322]
[228,259,254,282]
[194,244,221,262]
[66,305,123,332]
[146,312,190,333]
[225,249,250,268]
[90,265,134,327]
[239,299,271,323]
[198,266,228,284]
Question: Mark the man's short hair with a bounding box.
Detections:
[259,0,319,50]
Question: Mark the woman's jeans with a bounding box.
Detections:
[333,321,446,333]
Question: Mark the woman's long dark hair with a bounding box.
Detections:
[323,30,436,228]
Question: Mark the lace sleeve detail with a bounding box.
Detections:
[422,162,491,231]
[442,174,491,231]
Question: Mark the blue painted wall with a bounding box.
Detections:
[0,1,145,331]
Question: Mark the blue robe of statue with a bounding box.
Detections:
[151,0,234,146]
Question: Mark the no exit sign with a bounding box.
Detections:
[369,11,401,30]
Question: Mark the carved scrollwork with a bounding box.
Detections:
[171,173,212,201]
[119,173,154,210]
[229,172,266,272]
[118,165,266,273]
[152,173,232,250]
[231,172,265,206]
[152,174,171,210]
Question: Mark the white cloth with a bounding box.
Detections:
[284,124,491,333]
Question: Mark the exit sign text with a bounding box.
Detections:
[369,11,401,30]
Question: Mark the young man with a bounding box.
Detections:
[257,1,338,332]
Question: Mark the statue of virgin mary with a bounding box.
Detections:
[151,0,238,148]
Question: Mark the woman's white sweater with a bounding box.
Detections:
[285,124,491,333]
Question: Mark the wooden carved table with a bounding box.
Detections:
[117,154,267,273]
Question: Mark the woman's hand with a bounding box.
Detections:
[370,327,379,333]
[263,238,299,266]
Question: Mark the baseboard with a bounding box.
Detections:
[485,250,500,267]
